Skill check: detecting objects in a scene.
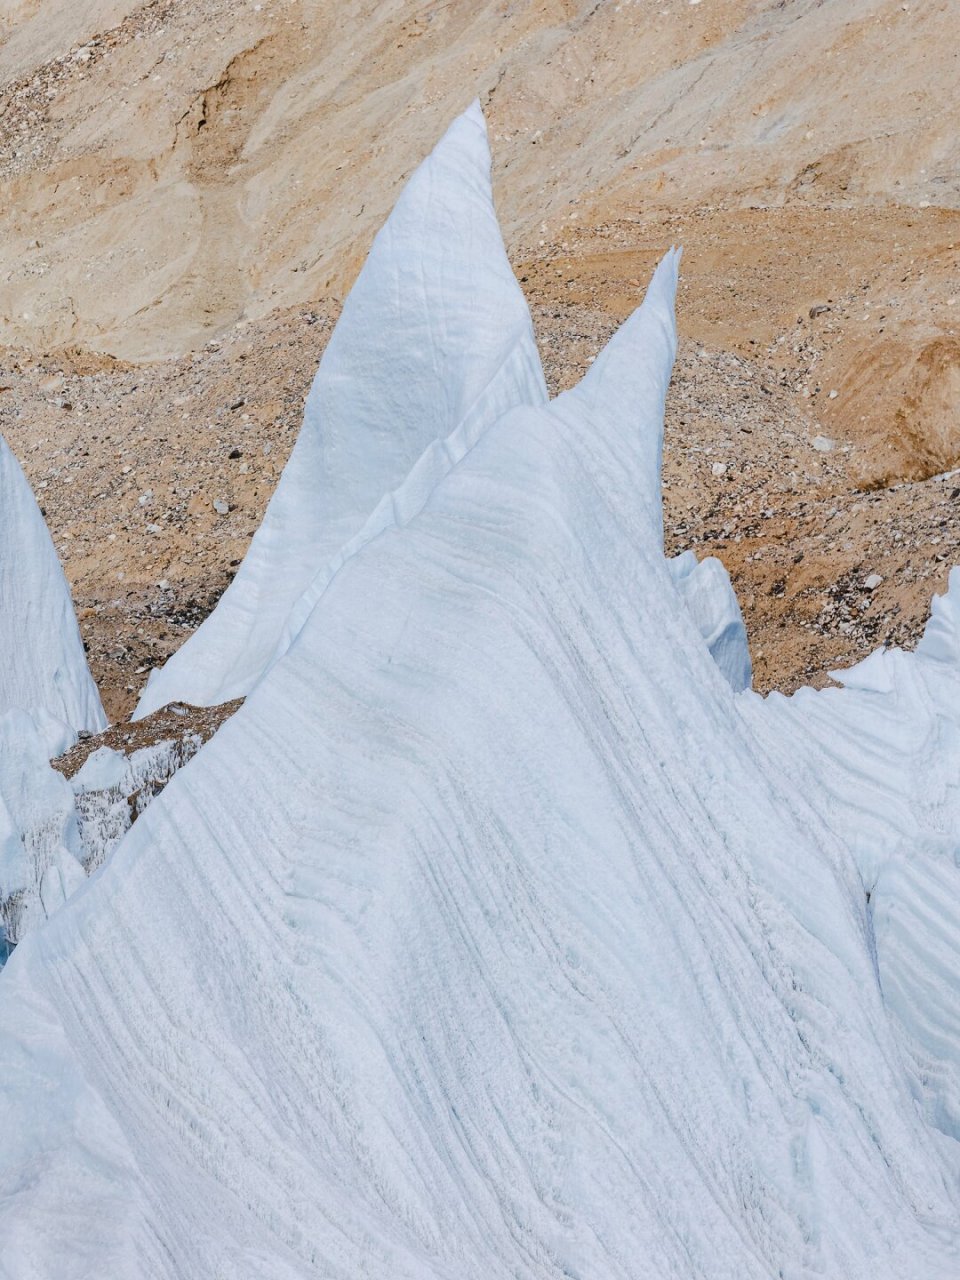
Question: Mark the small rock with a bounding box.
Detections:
[157,579,170,591]
[229,447,242,459]
[213,499,230,516]
[864,574,883,591]
[809,304,831,319]
[828,389,838,400]
[711,461,727,477]
[138,489,153,506]
[146,523,162,534]
[77,729,93,741]
[811,435,835,453]
[229,397,245,411]
[262,442,272,456]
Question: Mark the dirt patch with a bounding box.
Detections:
[53,698,242,777]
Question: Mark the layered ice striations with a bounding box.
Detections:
[0,434,107,948]
[745,566,960,1158]
[135,101,547,717]
[0,711,85,947]
[0,435,106,743]
[669,549,752,691]
[0,106,958,1280]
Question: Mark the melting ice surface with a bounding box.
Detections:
[1,104,959,1278]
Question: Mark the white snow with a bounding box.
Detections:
[0,106,957,1279]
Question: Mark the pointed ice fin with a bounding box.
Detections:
[669,550,752,691]
[0,435,105,737]
[558,247,681,539]
[135,102,546,717]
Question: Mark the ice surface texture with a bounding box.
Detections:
[0,710,84,946]
[0,105,958,1279]
[0,434,106,944]
[135,102,547,716]
[0,435,105,739]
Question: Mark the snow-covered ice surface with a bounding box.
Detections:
[1,108,958,1278]
[0,435,106,743]
[134,102,546,717]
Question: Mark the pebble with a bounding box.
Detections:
[213,499,230,515]
[811,435,835,453]
[711,461,727,477]
[863,573,883,591]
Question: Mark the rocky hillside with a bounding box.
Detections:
[1,0,958,718]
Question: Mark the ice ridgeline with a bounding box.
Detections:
[0,434,198,953]
[1,102,959,1278]
[0,435,107,954]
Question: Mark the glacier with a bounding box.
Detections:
[0,104,958,1279]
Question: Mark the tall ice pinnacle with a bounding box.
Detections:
[0,434,106,739]
[135,100,547,716]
